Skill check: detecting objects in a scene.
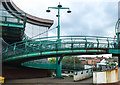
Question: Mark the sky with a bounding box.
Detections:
[12,0,119,38]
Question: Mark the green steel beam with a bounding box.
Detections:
[3,49,106,62]
[108,49,120,54]
[22,63,56,69]
[48,7,69,9]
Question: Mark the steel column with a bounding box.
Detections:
[55,57,63,78]
[56,7,61,78]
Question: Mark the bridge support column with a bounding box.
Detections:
[55,56,63,78]
[118,56,120,67]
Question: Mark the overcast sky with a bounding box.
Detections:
[13,0,119,37]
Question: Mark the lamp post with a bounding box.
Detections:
[46,2,71,40]
[46,3,71,78]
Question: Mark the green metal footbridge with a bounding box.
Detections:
[1,9,120,78]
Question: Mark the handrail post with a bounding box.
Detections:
[71,37,73,49]
[39,43,42,52]
[23,13,27,28]
[5,47,8,57]
[13,44,16,55]
[17,18,20,24]
[97,38,99,48]
[4,16,7,23]
[107,38,110,48]
[25,42,28,53]
[85,37,87,48]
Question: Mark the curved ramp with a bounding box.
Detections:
[2,36,116,65]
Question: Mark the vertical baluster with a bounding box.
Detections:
[85,37,87,48]
[56,41,58,50]
[23,13,27,28]
[71,37,73,49]
[13,44,16,55]
[25,42,28,53]
[5,47,8,57]
[39,42,42,52]
[107,38,110,48]
[97,38,99,48]
[17,18,20,24]
[5,16,7,23]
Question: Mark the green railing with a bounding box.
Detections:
[0,9,26,28]
[2,36,117,60]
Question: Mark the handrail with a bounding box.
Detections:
[2,36,117,60]
[7,35,116,46]
[0,9,26,28]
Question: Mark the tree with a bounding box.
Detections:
[48,58,56,63]
[62,57,82,70]
[62,57,81,64]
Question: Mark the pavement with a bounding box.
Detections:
[2,68,120,85]
[3,77,93,85]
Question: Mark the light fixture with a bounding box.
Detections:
[58,4,62,8]
[46,9,50,12]
[67,10,71,13]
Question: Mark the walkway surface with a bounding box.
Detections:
[3,68,120,85]
[3,77,93,85]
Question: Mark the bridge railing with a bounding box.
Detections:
[0,9,26,28]
[2,36,117,59]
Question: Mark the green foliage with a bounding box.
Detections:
[48,58,56,63]
[62,57,81,64]
[62,57,83,70]
[69,73,73,77]
[113,59,117,62]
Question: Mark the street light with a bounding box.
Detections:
[46,9,50,12]
[46,2,71,78]
[46,2,71,40]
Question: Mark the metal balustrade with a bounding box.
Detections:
[2,36,117,60]
[0,9,26,28]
